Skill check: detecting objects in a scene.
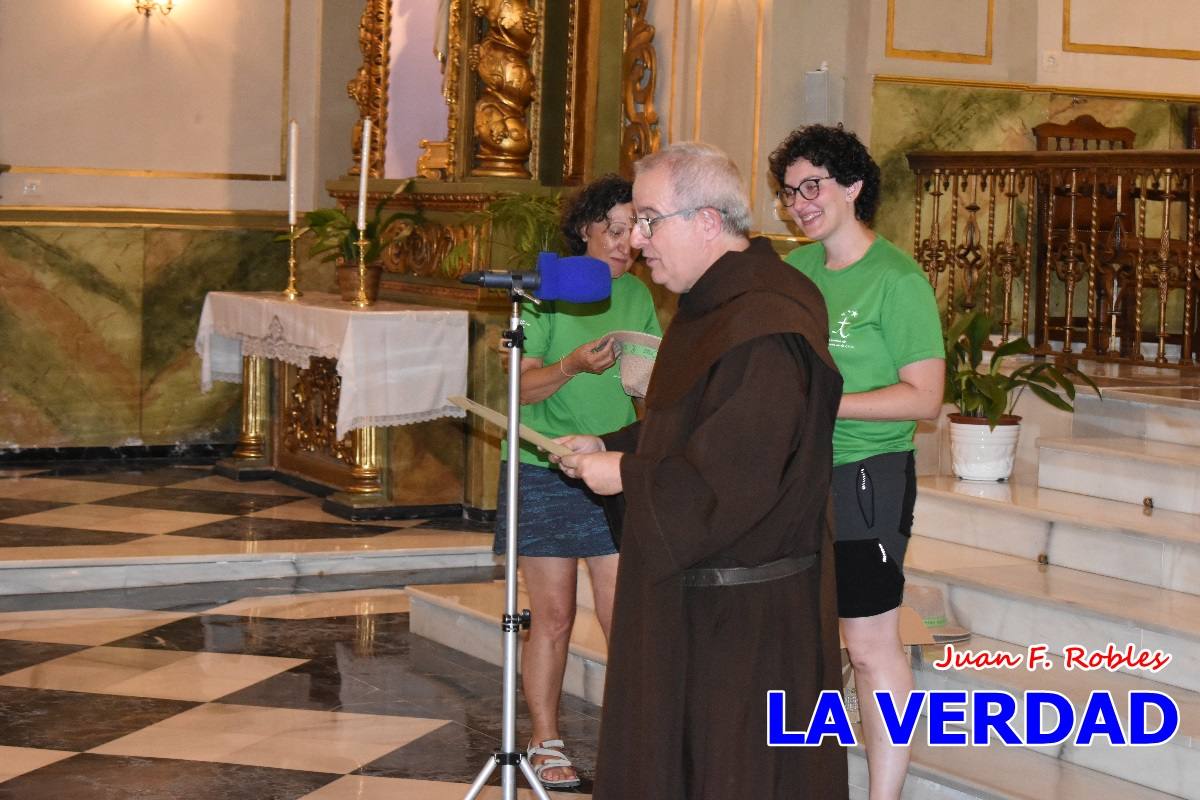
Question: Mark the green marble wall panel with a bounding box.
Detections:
[140,229,288,446]
[0,225,292,451]
[0,227,143,448]
[869,82,1191,254]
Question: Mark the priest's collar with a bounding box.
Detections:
[679,236,774,314]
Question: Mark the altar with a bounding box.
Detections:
[195,291,470,519]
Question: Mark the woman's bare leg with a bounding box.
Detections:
[842,608,914,800]
[520,555,580,784]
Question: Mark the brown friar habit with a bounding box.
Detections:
[593,237,847,800]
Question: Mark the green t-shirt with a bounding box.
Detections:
[786,237,943,466]
[507,271,662,467]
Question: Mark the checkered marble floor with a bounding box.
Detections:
[0,463,493,564]
[0,461,591,798]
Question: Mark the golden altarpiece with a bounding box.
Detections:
[219,0,661,519]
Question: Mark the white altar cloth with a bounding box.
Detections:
[195,291,468,438]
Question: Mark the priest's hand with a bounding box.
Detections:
[551,434,606,459]
[559,451,623,495]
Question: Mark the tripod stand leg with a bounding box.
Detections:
[519,756,555,800]
[462,296,559,800]
[461,755,497,800]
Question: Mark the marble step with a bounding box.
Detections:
[0,542,497,596]
[1036,435,1200,514]
[407,581,608,705]
[911,634,1199,797]
[914,476,1200,596]
[409,580,1187,799]
[847,718,1189,800]
[1074,388,1200,448]
[905,536,1200,695]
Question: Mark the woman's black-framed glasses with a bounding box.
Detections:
[776,176,835,207]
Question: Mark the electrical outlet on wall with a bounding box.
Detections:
[22,180,41,196]
[1042,50,1061,73]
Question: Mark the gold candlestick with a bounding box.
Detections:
[351,229,372,307]
[282,223,303,300]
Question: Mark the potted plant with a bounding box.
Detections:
[443,190,566,273]
[289,183,422,301]
[943,311,1100,481]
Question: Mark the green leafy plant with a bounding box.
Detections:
[283,182,422,265]
[944,311,1101,428]
[444,191,566,273]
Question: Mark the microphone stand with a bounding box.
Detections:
[463,287,553,800]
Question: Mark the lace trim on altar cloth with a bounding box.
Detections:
[237,315,338,368]
[335,406,467,439]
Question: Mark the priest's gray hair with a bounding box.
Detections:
[634,142,752,236]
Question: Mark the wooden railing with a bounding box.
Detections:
[907,150,1200,366]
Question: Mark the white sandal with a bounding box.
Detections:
[527,738,582,789]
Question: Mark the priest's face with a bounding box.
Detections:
[631,167,706,293]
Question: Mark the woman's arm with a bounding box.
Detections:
[837,356,944,421]
[517,336,620,404]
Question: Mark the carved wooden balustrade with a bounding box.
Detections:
[908,150,1200,365]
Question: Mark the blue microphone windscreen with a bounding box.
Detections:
[535,253,612,303]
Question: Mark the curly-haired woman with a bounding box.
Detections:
[768,125,944,800]
[493,173,661,788]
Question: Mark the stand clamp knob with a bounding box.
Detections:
[502,609,531,632]
[502,327,525,349]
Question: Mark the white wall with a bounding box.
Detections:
[1035,0,1200,94]
[0,0,337,213]
[645,0,1200,237]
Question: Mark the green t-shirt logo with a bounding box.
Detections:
[786,237,944,466]
[831,308,859,349]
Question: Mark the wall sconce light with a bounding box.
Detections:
[134,0,173,16]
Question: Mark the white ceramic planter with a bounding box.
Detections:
[948,414,1021,481]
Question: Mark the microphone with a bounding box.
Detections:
[460,253,612,303]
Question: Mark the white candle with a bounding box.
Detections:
[287,119,299,226]
[357,117,372,231]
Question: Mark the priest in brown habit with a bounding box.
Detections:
[556,141,848,799]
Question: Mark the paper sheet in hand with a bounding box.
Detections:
[448,395,574,458]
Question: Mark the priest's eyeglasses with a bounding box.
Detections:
[634,207,703,239]
[776,176,836,207]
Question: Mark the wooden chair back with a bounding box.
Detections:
[1032,114,1136,151]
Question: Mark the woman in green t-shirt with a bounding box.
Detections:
[493,175,661,788]
[769,125,944,800]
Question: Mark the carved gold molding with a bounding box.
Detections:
[874,73,1200,104]
[0,207,288,230]
[470,0,539,178]
[282,357,356,467]
[693,0,707,140]
[417,140,453,180]
[326,187,497,212]
[749,0,765,211]
[1062,0,1200,61]
[562,0,581,181]
[885,0,994,65]
[348,0,390,178]
[382,218,487,278]
[620,0,662,176]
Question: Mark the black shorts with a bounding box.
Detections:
[831,451,917,618]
